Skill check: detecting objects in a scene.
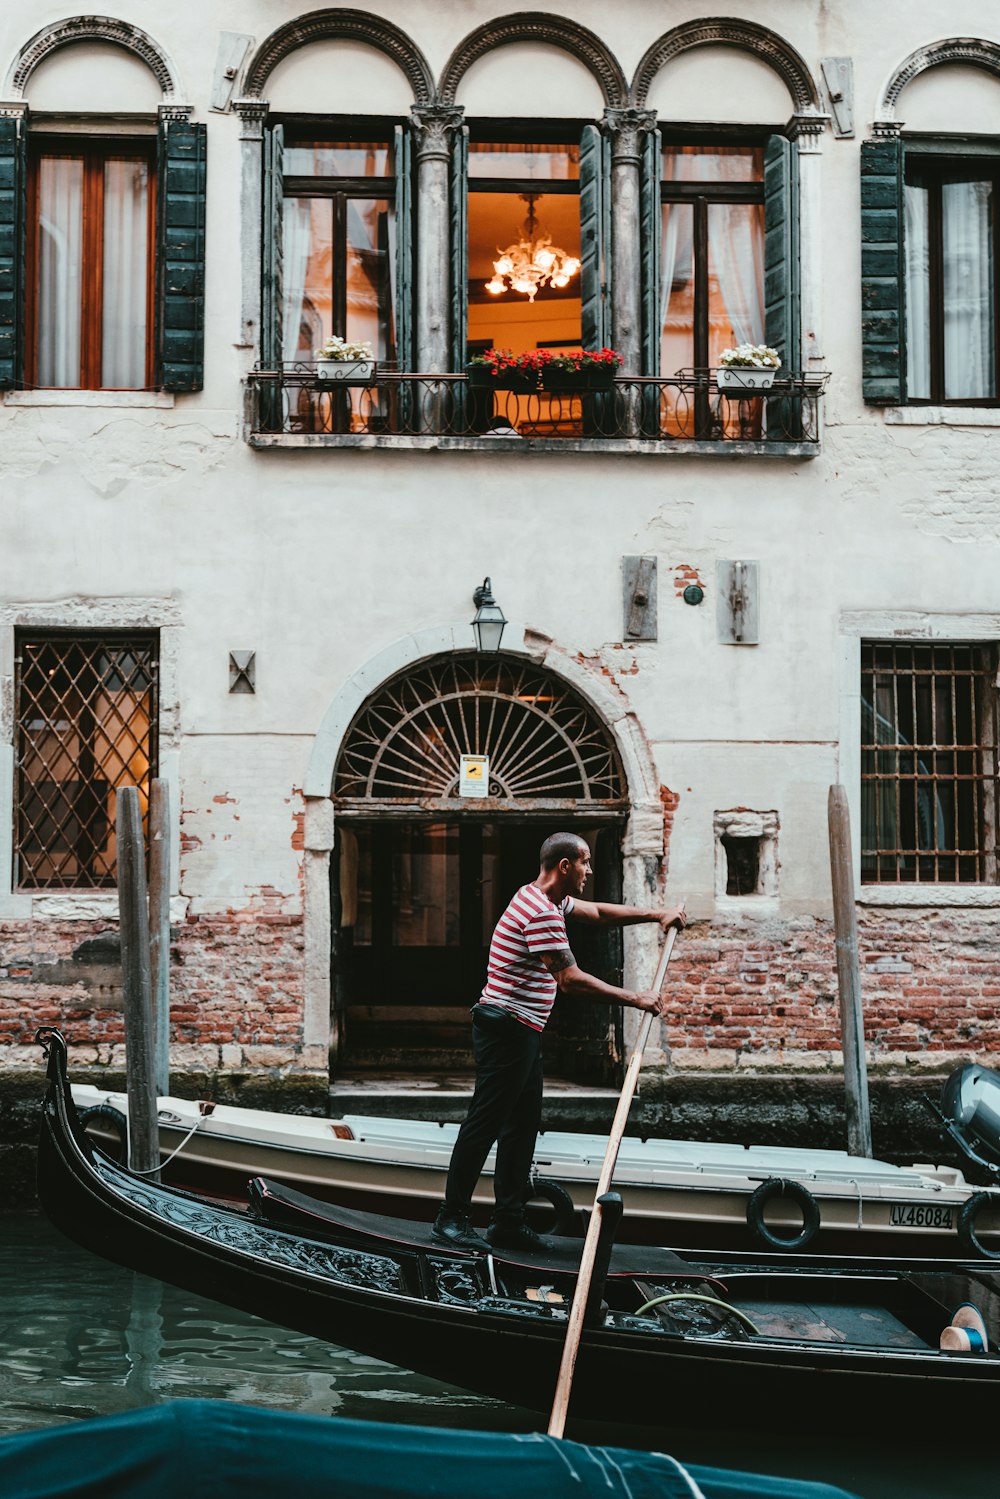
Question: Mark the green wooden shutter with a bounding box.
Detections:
[640,126,662,377]
[763,134,800,372]
[156,120,206,392]
[580,124,609,350]
[450,125,468,371]
[0,114,26,390]
[261,123,284,370]
[860,137,905,404]
[393,124,412,371]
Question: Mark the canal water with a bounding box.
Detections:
[0,1211,992,1498]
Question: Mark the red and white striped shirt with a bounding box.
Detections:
[479,883,575,1031]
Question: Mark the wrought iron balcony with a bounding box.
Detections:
[244,366,828,455]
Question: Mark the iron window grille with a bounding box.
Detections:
[860,642,1000,884]
[14,631,159,890]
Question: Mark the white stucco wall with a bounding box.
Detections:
[3,0,1000,1069]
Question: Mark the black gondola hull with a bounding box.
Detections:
[36,1032,1000,1432]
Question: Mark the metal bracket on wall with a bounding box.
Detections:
[716,561,759,645]
[210,32,254,113]
[229,650,256,693]
[820,58,854,138]
[622,556,657,641]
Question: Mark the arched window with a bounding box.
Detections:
[335,653,626,809]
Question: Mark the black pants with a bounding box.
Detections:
[443,1006,543,1226]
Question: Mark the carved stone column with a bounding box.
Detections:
[603,108,656,374]
[233,98,269,352]
[410,105,464,373]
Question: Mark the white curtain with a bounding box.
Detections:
[101,159,149,389]
[281,197,314,363]
[943,179,994,400]
[37,157,83,388]
[709,202,765,354]
[904,181,931,400]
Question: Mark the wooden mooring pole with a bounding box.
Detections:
[117,786,160,1178]
[828,784,873,1159]
[148,779,171,1099]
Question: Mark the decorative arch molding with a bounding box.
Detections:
[242,8,434,105]
[438,12,628,108]
[876,37,1000,125]
[630,17,821,115]
[3,15,182,101]
[305,622,661,821]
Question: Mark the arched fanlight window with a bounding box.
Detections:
[334,654,626,809]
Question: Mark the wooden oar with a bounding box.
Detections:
[546,910,685,1439]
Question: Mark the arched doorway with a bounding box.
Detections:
[330,651,629,1083]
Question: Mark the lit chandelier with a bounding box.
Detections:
[485,194,580,301]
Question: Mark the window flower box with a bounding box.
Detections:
[542,366,616,393]
[541,348,622,393]
[465,364,536,393]
[315,337,377,385]
[317,357,377,385]
[716,344,781,392]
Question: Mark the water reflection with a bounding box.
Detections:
[0,1213,994,1499]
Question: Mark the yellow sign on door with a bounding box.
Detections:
[459,754,489,798]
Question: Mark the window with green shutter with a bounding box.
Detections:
[2,117,206,393]
[156,120,206,392]
[264,125,411,370]
[0,115,26,391]
[860,138,905,404]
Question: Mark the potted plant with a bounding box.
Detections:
[541,348,623,392]
[465,349,541,393]
[316,336,377,385]
[716,344,781,391]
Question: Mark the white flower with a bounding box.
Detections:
[316,336,375,361]
[718,343,781,369]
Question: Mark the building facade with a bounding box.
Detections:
[2,3,1000,1118]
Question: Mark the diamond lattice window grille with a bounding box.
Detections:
[14,632,159,889]
[334,654,626,809]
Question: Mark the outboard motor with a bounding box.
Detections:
[937,1064,1000,1176]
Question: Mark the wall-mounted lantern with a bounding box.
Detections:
[471,578,507,653]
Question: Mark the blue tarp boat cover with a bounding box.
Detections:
[0,1398,858,1499]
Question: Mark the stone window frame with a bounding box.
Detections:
[713,808,780,910]
[839,609,1000,907]
[0,599,182,919]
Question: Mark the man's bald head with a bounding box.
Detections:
[539,832,589,870]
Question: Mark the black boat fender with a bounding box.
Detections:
[525,1175,578,1237]
[957,1191,1000,1260]
[77,1103,128,1164]
[746,1177,820,1251]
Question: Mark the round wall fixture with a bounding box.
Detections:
[682,584,704,605]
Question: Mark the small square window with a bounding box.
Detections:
[714,810,779,900]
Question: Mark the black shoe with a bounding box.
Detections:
[485,1220,551,1253]
[431,1210,490,1252]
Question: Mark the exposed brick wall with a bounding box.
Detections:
[3,901,1000,1076]
[0,904,306,1069]
[658,907,1000,1069]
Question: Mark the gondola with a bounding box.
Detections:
[0,1397,863,1499]
[38,1030,1000,1432]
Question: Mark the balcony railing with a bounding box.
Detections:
[244,366,828,453]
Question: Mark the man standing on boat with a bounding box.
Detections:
[432,832,686,1252]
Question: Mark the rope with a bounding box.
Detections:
[633,1291,761,1335]
[127,1113,203,1176]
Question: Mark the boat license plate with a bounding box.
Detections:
[889,1204,953,1229]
